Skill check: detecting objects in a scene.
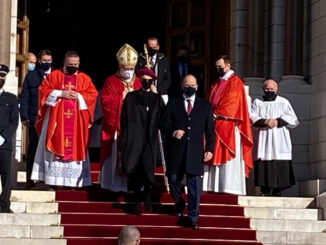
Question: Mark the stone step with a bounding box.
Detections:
[0,238,66,245]
[250,219,326,232]
[17,171,26,182]
[257,230,326,244]
[0,225,63,239]
[11,202,58,214]
[244,207,322,220]
[11,190,55,203]
[239,196,315,208]
[0,213,60,226]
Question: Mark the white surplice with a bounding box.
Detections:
[250,96,299,161]
[31,90,92,187]
[99,131,128,192]
[203,127,246,195]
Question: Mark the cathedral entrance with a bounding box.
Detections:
[27,0,166,88]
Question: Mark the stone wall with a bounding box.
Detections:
[308,0,326,181]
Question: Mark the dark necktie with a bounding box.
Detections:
[187,99,192,115]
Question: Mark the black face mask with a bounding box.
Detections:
[216,67,225,77]
[41,62,51,71]
[184,86,196,97]
[0,78,5,89]
[263,91,277,101]
[148,48,158,57]
[141,79,153,90]
[66,66,78,75]
[177,56,189,64]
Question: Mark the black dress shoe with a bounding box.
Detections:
[0,207,13,213]
[144,191,152,212]
[191,222,199,230]
[174,211,185,217]
[132,201,142,216]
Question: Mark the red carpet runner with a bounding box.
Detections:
[55,163,262,245]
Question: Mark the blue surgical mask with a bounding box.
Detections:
[28,63,35,71]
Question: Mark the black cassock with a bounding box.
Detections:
[121,89,163,191]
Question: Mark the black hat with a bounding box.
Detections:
[0,64,9,76]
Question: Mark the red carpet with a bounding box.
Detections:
[56,163,262,245]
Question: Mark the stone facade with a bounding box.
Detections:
[1,0,326,197]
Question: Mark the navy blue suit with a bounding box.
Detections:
[0,91,18,211]
[19,65,49,185]
[160,95,215,223]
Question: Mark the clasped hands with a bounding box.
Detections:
[61,90,78,100]
[265,118,278,128]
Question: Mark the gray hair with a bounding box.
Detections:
[118,225,140,245]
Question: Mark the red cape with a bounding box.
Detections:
[100,75,141,166]
[208,74,253,177]
[36,69,98,161]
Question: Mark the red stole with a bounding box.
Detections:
[62,74,77,160]
[207,74,253,177]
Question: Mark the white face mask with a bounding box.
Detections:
[120,69,134,82]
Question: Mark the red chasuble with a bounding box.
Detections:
[207,74,253,177]
[100,75,141,166]
[36,69,98,162]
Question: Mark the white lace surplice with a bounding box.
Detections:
[31,90,92,187]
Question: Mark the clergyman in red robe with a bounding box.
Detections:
[100,44,141,192]
[31,51,98,187]
[202,55,253,195]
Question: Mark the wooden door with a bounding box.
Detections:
[166,0,211,97]
[16,0,30,160]
[166,0,230,96]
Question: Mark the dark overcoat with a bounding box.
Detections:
[160,96,215,176]
[121,89,163,185]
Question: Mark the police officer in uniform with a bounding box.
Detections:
[0,64,19,213]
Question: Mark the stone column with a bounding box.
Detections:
[247,0,264,77]
[269,0,286,81]
[229,0,247,77]
[284,0,304,75]
[0,0,11,65]
[245,0,266,102]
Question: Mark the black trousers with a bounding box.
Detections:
[169,172,202,223]
[0,149,12,211]
[26,125,39,183]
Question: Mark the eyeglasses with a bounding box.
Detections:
[141,78,153,83]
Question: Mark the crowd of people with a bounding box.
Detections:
[0,36,299,230]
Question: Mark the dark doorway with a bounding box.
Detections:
[28,0,166,89]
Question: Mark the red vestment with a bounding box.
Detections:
[207,74,253,177]
[36,69,98,162]
[100,75,141,166]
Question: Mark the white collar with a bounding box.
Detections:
[183,93,196,102]
[0,88,3,95]
[221,70,234,80]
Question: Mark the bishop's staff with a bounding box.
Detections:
[144,43,170,193]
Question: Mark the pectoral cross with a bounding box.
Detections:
[64,109,73,119]
[65,82,75,90]
[65,138,72,148]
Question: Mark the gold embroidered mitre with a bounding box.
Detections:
[116,43,138,66]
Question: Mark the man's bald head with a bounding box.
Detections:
[263,79,278,93]
[182,74,198,88]
[28,52,37,64]
[118,225,140,245]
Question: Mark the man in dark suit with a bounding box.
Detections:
[0,64,19,213]
[169,46,193,99]
[160,74,215,229]
[136,37,171,105]
[19,49,53,189]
